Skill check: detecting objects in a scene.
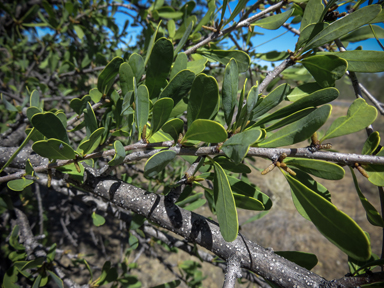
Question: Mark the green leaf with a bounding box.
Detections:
[168,19,176,38]
[187,74,219,126]
[340,25,384,43]
[299,0,324,31]
[47,271,64,288]
[32,139,76,160]
[233,193,264,210]
[197,49,250,73]
[89,88,102,103]
[108,141,125,166]
[350,167,384,227]
[161,118,184,142]
[275,251,318,270]
[159,70,195,105]
[365,148,384,187]
[187,55,208,74]
[146,38,174,99]
[251,83,290,121]
[69,95,91,115]
[135,85,150,139]
[151,98,174,135]
[321,98,377,141]
[32,274,42,288]
[174,21,193,57]
[255,51,290,62]
[296,23,329,51]
[56,162,84,182]
[26,107,41,122]
[92,212,106,226]
[144,150,177,177]
[31,112,69,144]
[1,94,18,112]
[119,62,135,97]
[287,82,322,102]
[128,53,145,82]
[158,11,183,19]
[222,58,238,127]
[252,9,294,30]
[303,5,382,52]
[370,9,384,24]
[362,131,380,155]
[227,176,272,210]
[84,102,98,137]
[222,129,262,164]
[170,53,188,80]
[213,156,251,174]
[265,108,316,132]
[78,127,105,156]
[301,55,347,88]
[316,51,384,73]
[183,119,227,143]
[213,162,238,242]
[30,90,40,108]
[7,179,34,192]
[255,87,338,126]
[258,104,331,148]
[97,57,124,96]
[25,159,34,176]
[74,25,84,39]
[285,158,345,180]
[225,0,248,24]
[285,172,371,261]
[144,21,162,66]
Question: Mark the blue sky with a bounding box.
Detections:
[113,0,384,69]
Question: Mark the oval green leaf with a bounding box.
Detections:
[144,150,177,178]
[31,112,69,144]
[285,172,371,261]
[287,82,322,102]
[197,49,250,73]
[187,73,219,126]
[77,127,105,156]
[97,57,124,95]
[151,97,174,135]
[340,25,384,43]
[222,128,262,164]
[146,38,174,99]
[256,87,339,126]
[316,51,384,73]
[350,167,384,227]
[7,178,34,192]
[84,102,98,137]
[258,104,331,148]
[251,83,290,121]
[161,118,184,142]
[170,53,188,80]
[213,162,238,242]
[183,119,227,143]
[70,95,91,115]
[92,212,106,226]
[108,140,126,166]
[119,62,134,97]
[362,131,380,155]
[299,0,324,32]
[135,85,150,139]
[303,5,382,52]
[222,58,238,127]
[128,53,145,82]
[233,193,264,211]
[321,98,377,141]
[301,55,347,88]
[252,9,294,30]
[285,158,345,180]
[159,69,195,105]
[32,139,76,160]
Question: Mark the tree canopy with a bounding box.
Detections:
[1,0,384,287]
